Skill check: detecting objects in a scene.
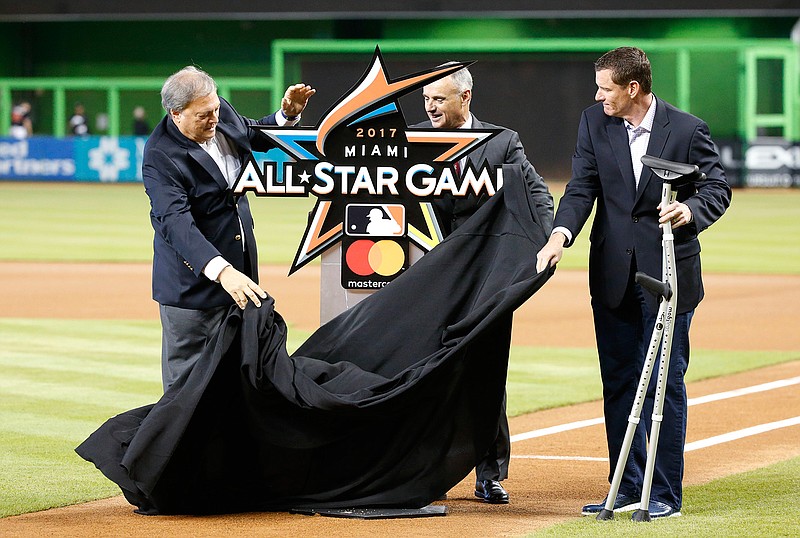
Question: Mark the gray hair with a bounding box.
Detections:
[160,66,217,113]
[438,61,473,93]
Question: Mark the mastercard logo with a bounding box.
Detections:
[345,239,405,277]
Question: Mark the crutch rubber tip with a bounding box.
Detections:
[595,508,615,521]
[631,509,652,522]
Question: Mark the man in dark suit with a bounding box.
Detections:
[418,65,554,504]
[143,66,314,391]
[537,47,731,519]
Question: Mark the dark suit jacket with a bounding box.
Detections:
[555,97,731,313]
[142,98,278,309]
[415,115,554,236]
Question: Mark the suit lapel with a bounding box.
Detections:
[187,144,229,191]
[166,118,229,191]
[466,116,489,168]
[635,96,670,205]
[606,119,637,200]
[217,118,247,156]
[462,116,492,208]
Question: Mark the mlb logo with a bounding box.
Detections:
[345,204,405,237]
[341,204,408,289]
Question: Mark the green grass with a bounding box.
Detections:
[696,189,800,274]
[0,183,153,262]
[0,318,312,517]
[0,182,798,273]
[551,184,800,274]
[0,182,316,265]
[533,456,800,537]
[0,319,162,517]
[506,347,799,416]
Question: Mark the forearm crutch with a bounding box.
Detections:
[597,155,704,522]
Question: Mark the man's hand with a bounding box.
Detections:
[218,265,267,310]
[658,201,693,229]
[536,232,566,273]
[281,83,316,119]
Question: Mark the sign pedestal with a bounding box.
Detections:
[319,242,426,325]
[309,243,446,518]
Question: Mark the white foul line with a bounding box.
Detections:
[687,376,800,406]
[510,376,800,457]
[513,455,608,462]
[510,417,604,443]
[685,416,800,452]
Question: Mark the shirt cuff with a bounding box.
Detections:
[203,256,231,282]
[277,109,300,126]
[551,226,573,245]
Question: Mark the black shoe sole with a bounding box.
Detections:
[474,491,510,504]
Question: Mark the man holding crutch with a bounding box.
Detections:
[536,46,731,519]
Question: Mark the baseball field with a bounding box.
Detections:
[0,181,798,537]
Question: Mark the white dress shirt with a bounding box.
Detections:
[552,96,658,245]
[201,110,299,281]
[625,96,657,188]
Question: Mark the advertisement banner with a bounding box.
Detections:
[0,137,75,180]
[73,136,146,182]
[718,138,800,188]
[0,136,146,182]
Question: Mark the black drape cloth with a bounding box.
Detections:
[76,164,554,515]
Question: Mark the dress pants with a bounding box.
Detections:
[475,314,513,483]
[592,283,693,511]
[159,304,228,391]
[475,392,510,482]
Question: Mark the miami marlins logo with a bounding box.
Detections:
[234,47,503,279]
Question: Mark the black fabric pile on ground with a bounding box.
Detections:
[76,164,554,515]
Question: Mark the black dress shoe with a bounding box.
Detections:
[474,480,509,504]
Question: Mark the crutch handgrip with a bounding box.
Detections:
[640,154,704,186]
[635,271,672,301]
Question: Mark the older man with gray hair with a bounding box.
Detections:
[417,64,554,504]
[143,65,314,391]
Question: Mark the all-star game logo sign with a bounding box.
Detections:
[233,47,503,290]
